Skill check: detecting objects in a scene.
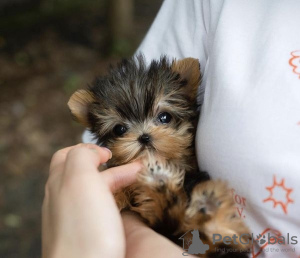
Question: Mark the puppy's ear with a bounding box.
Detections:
[171,58,201,101]
[68,89,95,127]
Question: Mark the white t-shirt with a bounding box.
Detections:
[84,0,300,256]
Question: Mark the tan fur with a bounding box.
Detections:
[131,155,187,227]
[68,90,95,127]
[68,57,251,257]
[183,180,251,254]
[105,119,194,170]
[172,58,201,101]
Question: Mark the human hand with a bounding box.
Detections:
[42,143,142,258]
[122,212,194,258]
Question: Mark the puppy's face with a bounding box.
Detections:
[68,56,201,167]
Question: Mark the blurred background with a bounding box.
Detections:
[0,0,162,257]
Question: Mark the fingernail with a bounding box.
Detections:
[102,147,112,159]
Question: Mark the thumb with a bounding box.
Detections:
[100,162,142,192]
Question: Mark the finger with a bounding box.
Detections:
[49,144,111,172]
[49,145,77,173]
[64,144,112,176]
[100,162,142,192]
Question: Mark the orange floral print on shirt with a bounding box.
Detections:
[289,50,300,79]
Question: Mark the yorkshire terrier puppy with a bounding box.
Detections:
[68,55,251,257]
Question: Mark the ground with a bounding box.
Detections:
[0,1,162,257]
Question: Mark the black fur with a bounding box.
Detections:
[184,171,210,199]
[87,54,196,145]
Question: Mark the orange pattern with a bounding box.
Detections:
[289,50,300,79]
[263,175,294,214]
[251,228,282,258]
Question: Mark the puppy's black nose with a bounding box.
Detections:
[139,134,151,144]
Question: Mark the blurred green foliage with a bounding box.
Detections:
[0,1,162,257]
[14,51,31,66]
[0,0,105,34]
[63,73,82,95]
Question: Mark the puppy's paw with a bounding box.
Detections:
[185,180,233,220]
[131,158,186,227]
[138,158,184,192]
[184,180,251,251]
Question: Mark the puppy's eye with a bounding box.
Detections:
[158,112,172,124]
[113,124,127,136]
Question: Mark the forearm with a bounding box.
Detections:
[122,212,193,258]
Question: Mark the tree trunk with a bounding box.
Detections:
[108,0,134,55]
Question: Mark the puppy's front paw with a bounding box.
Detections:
[131,158,186,228]
[138,159,184,192]
[184,180,251,252]
[185,180,233,221]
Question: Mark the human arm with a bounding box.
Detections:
[42,143,141,258]
[122,211,195,258]
[42,143,189,258]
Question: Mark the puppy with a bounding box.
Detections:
[68,55,251,257]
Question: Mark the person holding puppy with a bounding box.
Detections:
[43,0,300,257]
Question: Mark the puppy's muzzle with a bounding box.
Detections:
[139,134,151,145]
